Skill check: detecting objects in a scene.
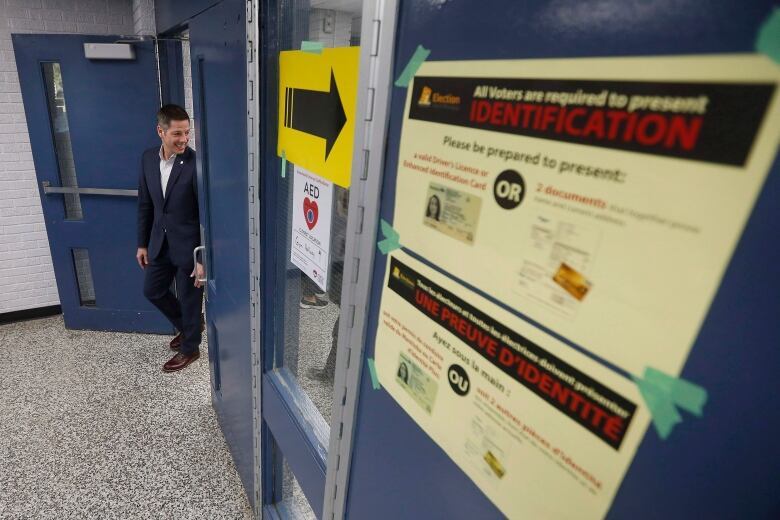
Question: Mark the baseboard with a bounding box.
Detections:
[0,305,62,325]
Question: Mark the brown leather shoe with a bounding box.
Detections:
[170,315,205,351]
[169,332,183,351]
[162,350,200,372]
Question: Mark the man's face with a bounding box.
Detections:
[157,119,190,155]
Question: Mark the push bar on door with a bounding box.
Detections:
[42,181,137,197]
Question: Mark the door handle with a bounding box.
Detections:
[42,181,137,197]
[193,246,207,282]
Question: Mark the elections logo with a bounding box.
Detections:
[303,197,319,230]
[417,85,461,109]
[448,364,470,396]
[418,86,432,106]
[493,169,525,210]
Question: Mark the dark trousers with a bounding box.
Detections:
[143,238,203,354]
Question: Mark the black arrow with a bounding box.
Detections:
[284,69,347,161]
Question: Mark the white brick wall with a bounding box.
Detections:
[0,0,152,314]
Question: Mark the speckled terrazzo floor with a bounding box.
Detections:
[0,315,253,520]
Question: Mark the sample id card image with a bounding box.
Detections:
[423,182,482,245]
[396,352,439,414]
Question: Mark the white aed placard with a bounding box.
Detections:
[291,165,333,291]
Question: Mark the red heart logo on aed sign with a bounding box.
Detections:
[303,197,318,230]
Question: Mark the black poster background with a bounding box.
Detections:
[386,256,637,450]
[408,76,775,166]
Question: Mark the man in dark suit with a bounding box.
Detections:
[136,104,204,372]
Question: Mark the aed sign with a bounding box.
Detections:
[278,47,360,188]
[291,165,333,291]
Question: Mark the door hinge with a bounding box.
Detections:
[371,19,381,56]
[361,149,369,180]
[355,206,364,234]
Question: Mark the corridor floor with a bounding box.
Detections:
[0,316,253,519]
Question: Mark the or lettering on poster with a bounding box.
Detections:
[374,251,650,519]
[291,165,333,291]
[391,55,780,379]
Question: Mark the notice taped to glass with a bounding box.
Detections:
[291,165,333,291]
[391,55,780,379]
[374,251,650,518]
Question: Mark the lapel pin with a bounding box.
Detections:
[180,160,184,164]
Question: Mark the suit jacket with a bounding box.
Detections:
[137,146,200,268]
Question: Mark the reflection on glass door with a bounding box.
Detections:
[260,0,364,516]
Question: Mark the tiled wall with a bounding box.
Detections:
[131,0,153,35]
[182,28,194,149]
[307,8,356,48]
[0,0,150,314]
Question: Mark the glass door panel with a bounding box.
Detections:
[259,0,364,516]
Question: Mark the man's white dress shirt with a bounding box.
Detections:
[159,146,177,198]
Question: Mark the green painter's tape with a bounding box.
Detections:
[367,358,381,390]
[281,150,287,178]
[300,40,323,54]
[633,367,708,439]
[394,45,431,87]
[645,367,708,416]
[756,8,780,64]
[633,375,682,439]
[377,218,401,254]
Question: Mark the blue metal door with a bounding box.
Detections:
[13,34,171,333]
[341,2,780,519]
[187,0,254,506]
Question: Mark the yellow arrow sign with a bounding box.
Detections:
[278,47,360,188]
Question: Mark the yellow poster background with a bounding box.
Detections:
[277,47,360,187]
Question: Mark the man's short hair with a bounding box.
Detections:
[157,104,190,130]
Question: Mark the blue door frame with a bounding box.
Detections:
[341,1,780,519]
[13,34,171,333]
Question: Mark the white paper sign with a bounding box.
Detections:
[291,165,333,291]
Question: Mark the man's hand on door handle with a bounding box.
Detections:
[191,262,205,288]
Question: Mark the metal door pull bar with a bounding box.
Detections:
[42,181,137,197]
[193,246,207,282]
